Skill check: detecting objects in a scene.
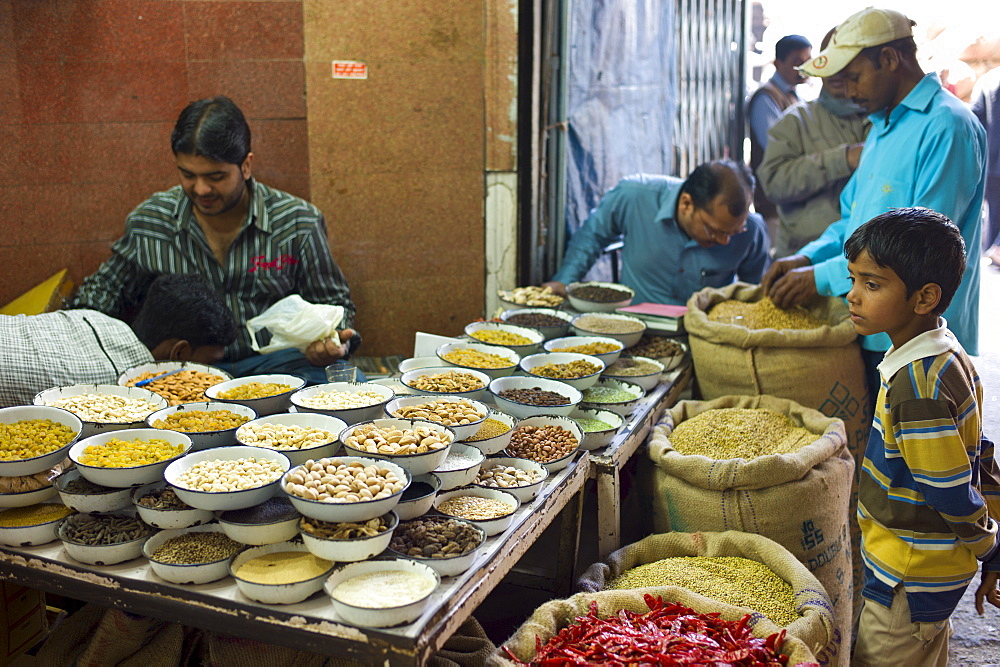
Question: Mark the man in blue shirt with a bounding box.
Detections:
[762,7,986,395]
[543,159,770,305]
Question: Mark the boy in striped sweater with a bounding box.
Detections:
[845,207,1000,665]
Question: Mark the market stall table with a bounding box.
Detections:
[0,451,589,665]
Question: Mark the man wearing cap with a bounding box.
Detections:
[762,7,986,382]
[747,34,813,243]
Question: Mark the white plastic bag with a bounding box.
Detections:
[246,295,345,354]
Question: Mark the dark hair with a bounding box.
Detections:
[844,207,965,314]
[682,159,755,216]
[775,34,812,61]
[170,96,251,165]
[860,37,917,69]
[131,274,237,349]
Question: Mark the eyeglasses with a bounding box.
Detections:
[696,208,747,243]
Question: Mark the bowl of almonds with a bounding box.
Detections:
[299,510,399,562]
[340,418,455,476]
[503,415,583,472]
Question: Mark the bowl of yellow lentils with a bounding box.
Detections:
[0,405,83,477]
[463,321,545,356]
[68,428,193,488]
[434,342,519,381]
[204,374,306,417]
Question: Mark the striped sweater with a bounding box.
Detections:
[859,323,1000,622]
[72,180,356,362]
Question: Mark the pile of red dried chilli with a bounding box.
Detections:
[504,594,791,665]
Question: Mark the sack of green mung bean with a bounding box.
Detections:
[685,282,869,624]
[488,586,818,666]
[641,394,853,666]
[575,530,834,661]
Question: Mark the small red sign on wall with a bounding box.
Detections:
[332,61,368,80]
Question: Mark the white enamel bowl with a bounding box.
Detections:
[600,355,665,392]
[472,457,549,503]
[432,486,520,537]
[394,473,442,521]
[400,366,492,402]
[69,428,193,488]
[235,412,347,467]
[204,374,306,417]
[299,510,399,562]
[0,503,72,546]
[164,445,291,512]
[131,481,215,530]
[144,524,239,585]
[117,361,232,396]
[396,357,444,374]
[460,410,518,455]
[53,468,132,514]
[384,395,489,442]
[290,381,396,425]
[230,541,335,604]
[518,352,605,391]
[33,384,167,440]
[435,342,521,381]
[504,415,584,472]
[579,378,646,417]
[487,376,582,419]
[146,401,257,452]
[500,308,574,341]
[325,558,440,628]
[0,405,82,477]
[430,443,485,491]
[388,516,487,577]
[570,312,647,349]
[340,418,454,477]
[543,335,625,367]
[216,496,302,546]
[571,408,626,451]
[0,484,58,509]
[565,280,635,313]
[57,512,155,565]
[462,321,545,356]
[281,455,410,524]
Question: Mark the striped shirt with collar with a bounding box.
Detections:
[72,179,357,362]
[859,322,1000,623]
[0,310,153,407]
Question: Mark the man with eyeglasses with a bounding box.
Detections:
[542,159,770,306]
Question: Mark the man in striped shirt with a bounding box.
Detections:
[844,208,1000,665]
[72,96,358,385]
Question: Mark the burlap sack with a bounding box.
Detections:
[685,283,868,631]
[488,583,818,665]
[576,531,834,659]
[644,395,853,666]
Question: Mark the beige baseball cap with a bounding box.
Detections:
[799,7,915,77]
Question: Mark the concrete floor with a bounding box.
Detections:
[949,259,1000,666]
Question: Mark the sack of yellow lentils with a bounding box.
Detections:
[576,530,833,660]
[641,394,853,666]
[684,282,868,625]
[489,560,819,665]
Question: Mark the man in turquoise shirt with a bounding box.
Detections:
[763,8,986,390]
[544,159,770,305]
